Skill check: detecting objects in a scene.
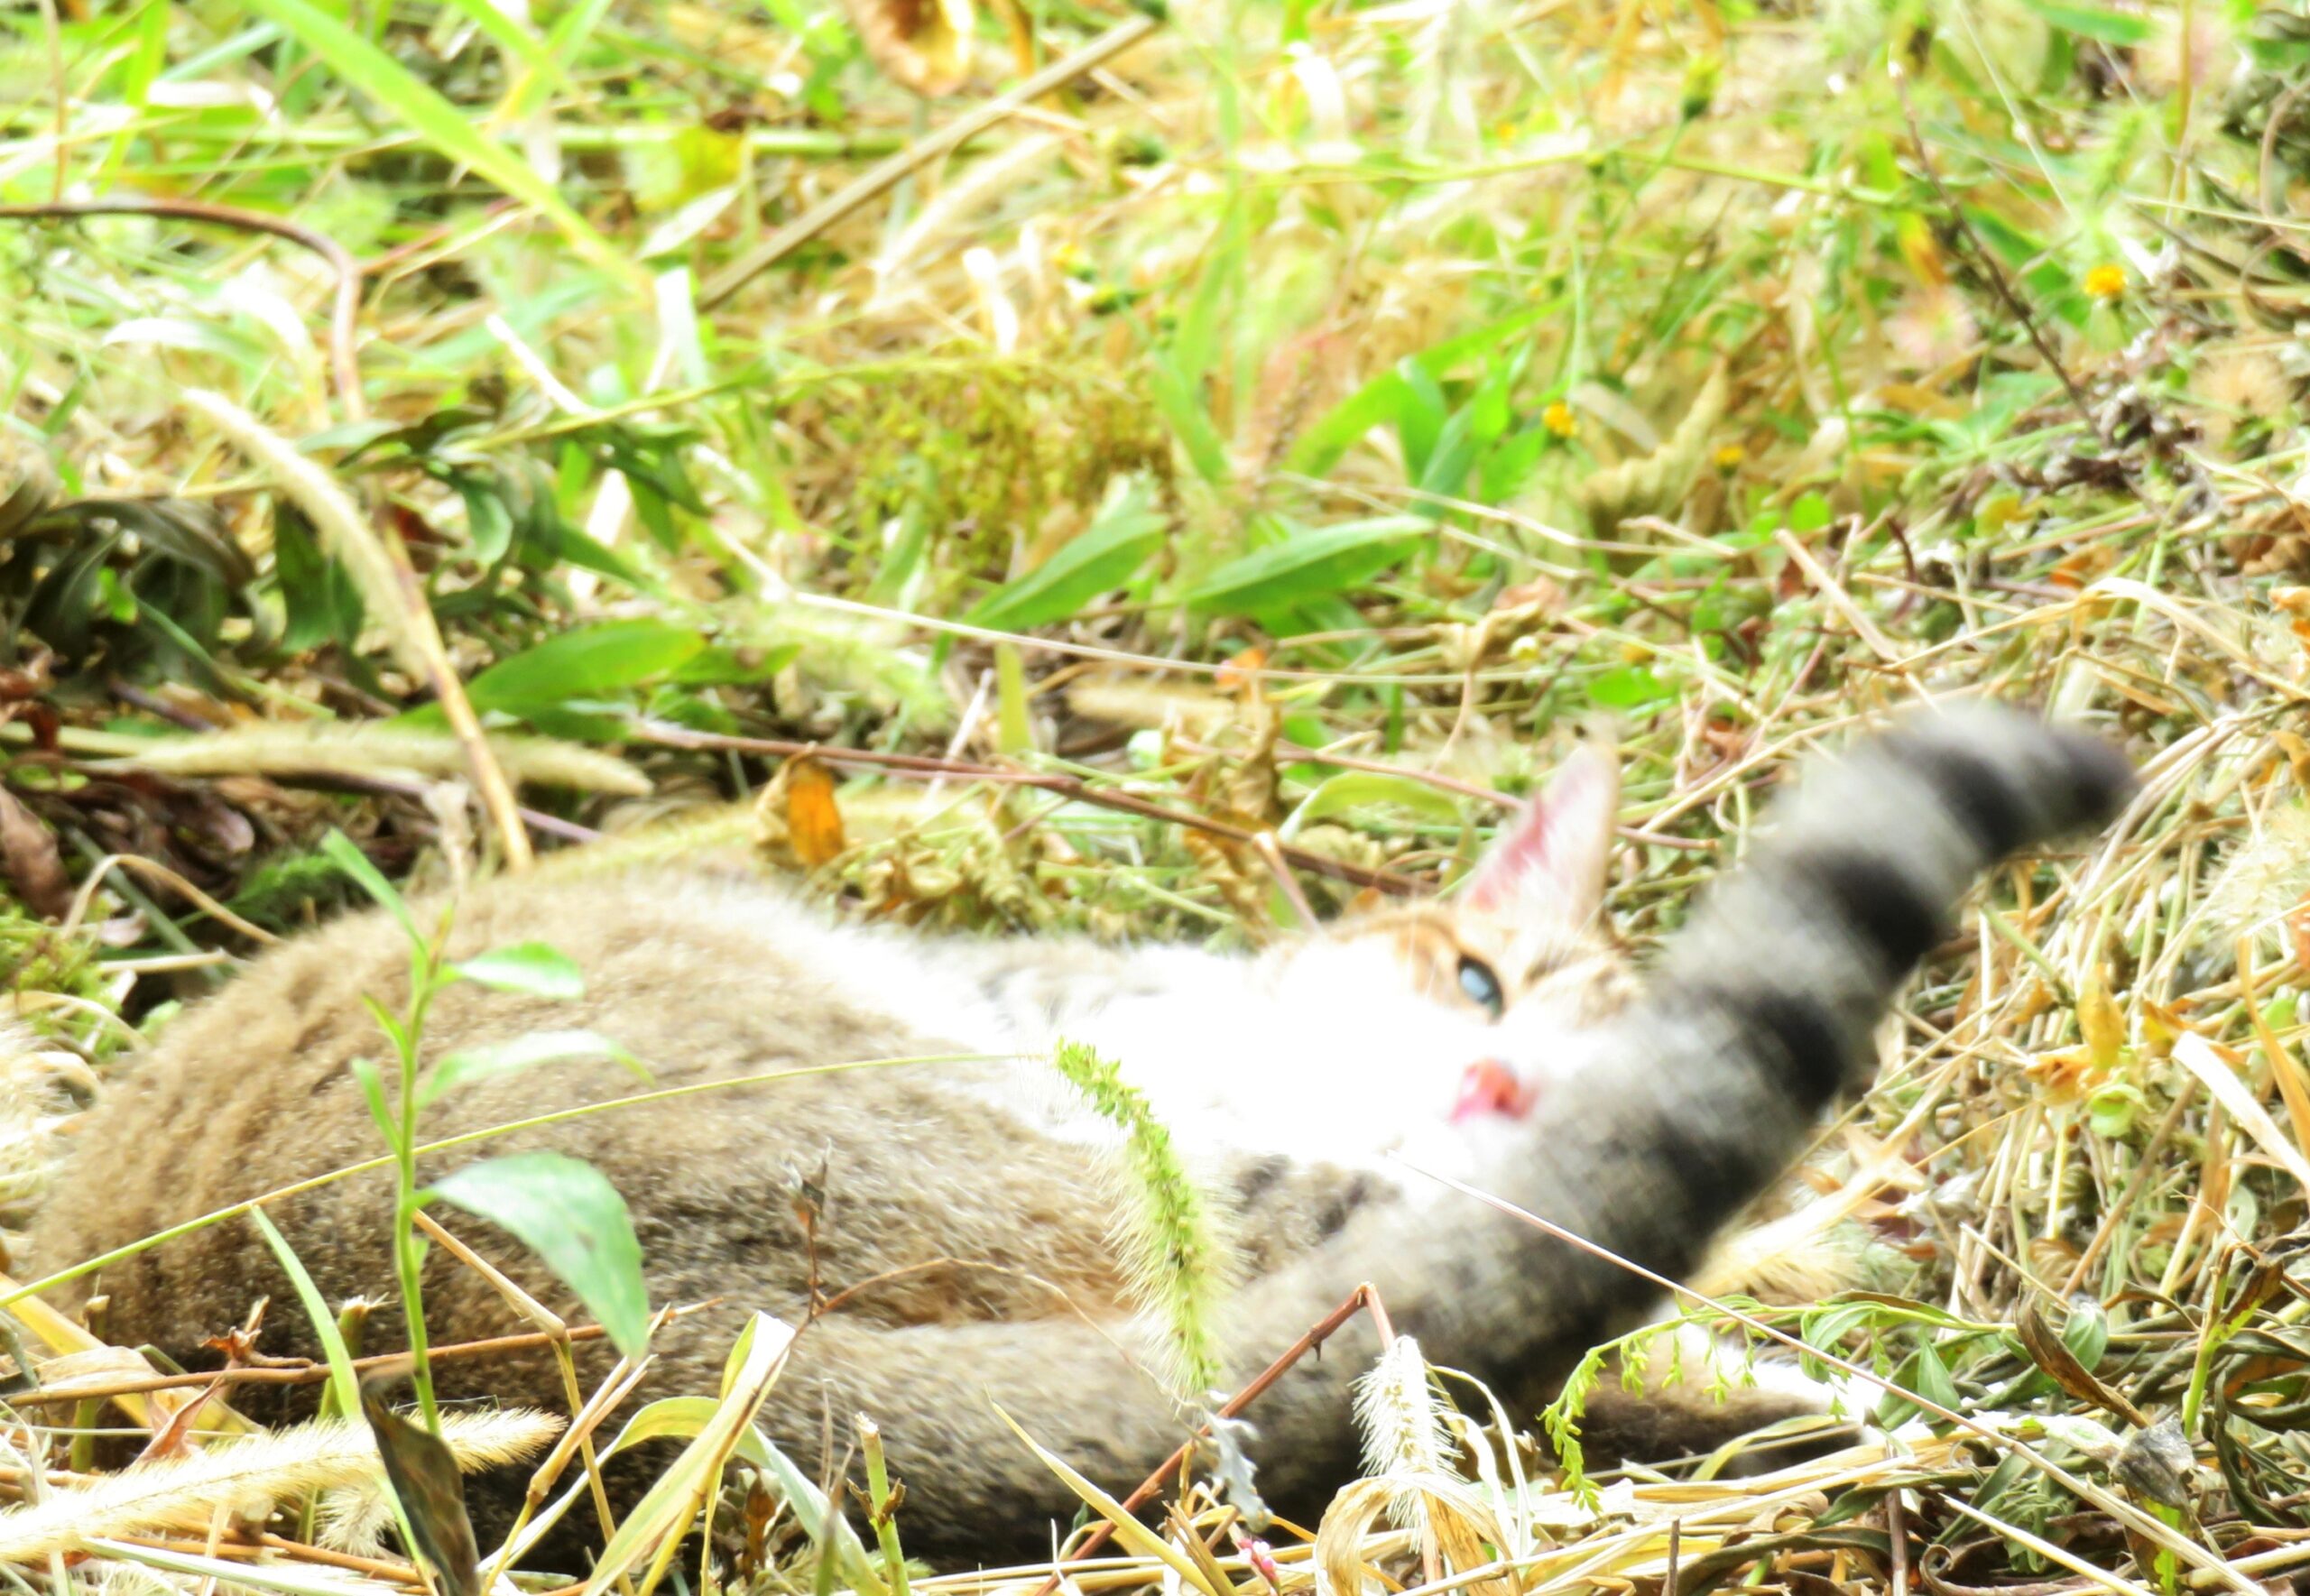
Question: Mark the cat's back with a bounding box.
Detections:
[25,866,1021,1296]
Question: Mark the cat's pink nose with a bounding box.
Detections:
[1451,1058,1536,1121]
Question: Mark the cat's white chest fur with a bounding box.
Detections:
[803,919,1533,1179]
[1033,939,1502,1176]
[671,860,1611,1183]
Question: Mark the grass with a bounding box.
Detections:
[3,0,2309,1592]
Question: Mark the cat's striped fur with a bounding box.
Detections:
[21,705,2131,1567]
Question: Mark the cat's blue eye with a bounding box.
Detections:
[1457,955,1505,1020]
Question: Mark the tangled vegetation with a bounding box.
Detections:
[5,1,2310,1594]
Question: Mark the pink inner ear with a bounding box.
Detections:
[1465,798,1556,911]
[1465,747,1618,915]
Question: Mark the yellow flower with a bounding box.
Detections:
[1714,443,1745,469]
[2084,263,2126,300]
[1542,400,1576,438]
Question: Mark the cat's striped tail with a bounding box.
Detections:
[1502,706,2136,1324]
[1649,705,2136,1111]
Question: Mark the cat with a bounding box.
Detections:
[20,704,2133,1569]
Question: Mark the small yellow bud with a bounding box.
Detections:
[1542,401,1576,438]
[2083,263,2126,300]
[1714,443,1745,469]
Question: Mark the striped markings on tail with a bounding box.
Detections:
[1679,714,2137,1112]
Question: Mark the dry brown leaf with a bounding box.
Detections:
[365,1391,481,1596]
[784,759,847,867]
[0,789,70,918]
[844,0,974,97]
[2077,968,2125,1072]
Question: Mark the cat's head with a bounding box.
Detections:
[1269,738,1633,1112]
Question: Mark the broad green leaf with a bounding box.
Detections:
[1280,772,1464,840]
[417,1029,646,1112]
[2019,0,2154,44]
[321,830,416,945]
[1287,303,1559,477]
[1187,517,1428,615]
[1588,666,1673,709]
[2062,1296,2111,1370]
[1146,358,1231,485]
[966,476,1167,632]
[244,0,645,294]
[273,510,364,653]
[464,618,706,716]
[1413,406,1482,514]
[1788,492,1834,535]
[1288,371,1409,479]
[450,941,585,1000]
[430,1153,650,1359]
[669,643,802,685]
[1396,361,1447,478]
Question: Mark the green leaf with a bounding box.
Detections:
[1588,666,1673,709]
[994,643,1032,755]
[1286,303,1559,477]
[1413,406,1482,514]
[430,1153,651,1360]
[434,0,555,76]
[596,1397,889,1595]
[1280,772,1463,839]
[1169,196,1244,390]
[320,830,417,946]
[417,1029,645,1112]
[576,1314,794,1595]
[2019,0,2154,44]
[450,941,585,1000]
[1878,1342,1962,1430]
[273,509,364,653]
[668,643,802,685]
[243,0,646,293]
[966,476,1168,632]
[2061,1296,2111,1370]
[457,476,516,566]
[361,1392,481,1596]
[463,618,706,717]
[1395,362,1448,479]
[250,1209,364,1424]
[351,1056,399,1145]
[1788,492,1834,535]
[1146,357,1231,486]
[1187,517,1428,614]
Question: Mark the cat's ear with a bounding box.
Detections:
[1465,737,1620,924]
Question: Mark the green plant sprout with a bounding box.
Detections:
[319,830,654,1432]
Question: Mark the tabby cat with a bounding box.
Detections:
[23,704,2132,1566]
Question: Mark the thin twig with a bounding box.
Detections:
[6,1311,711,1407]
[700,14,1161,309]
[274,770,603,845]
[0,198,365,420]
[1036,1284,1395,1589]
[1890,74,2104,446]
[632,722,1423,894]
